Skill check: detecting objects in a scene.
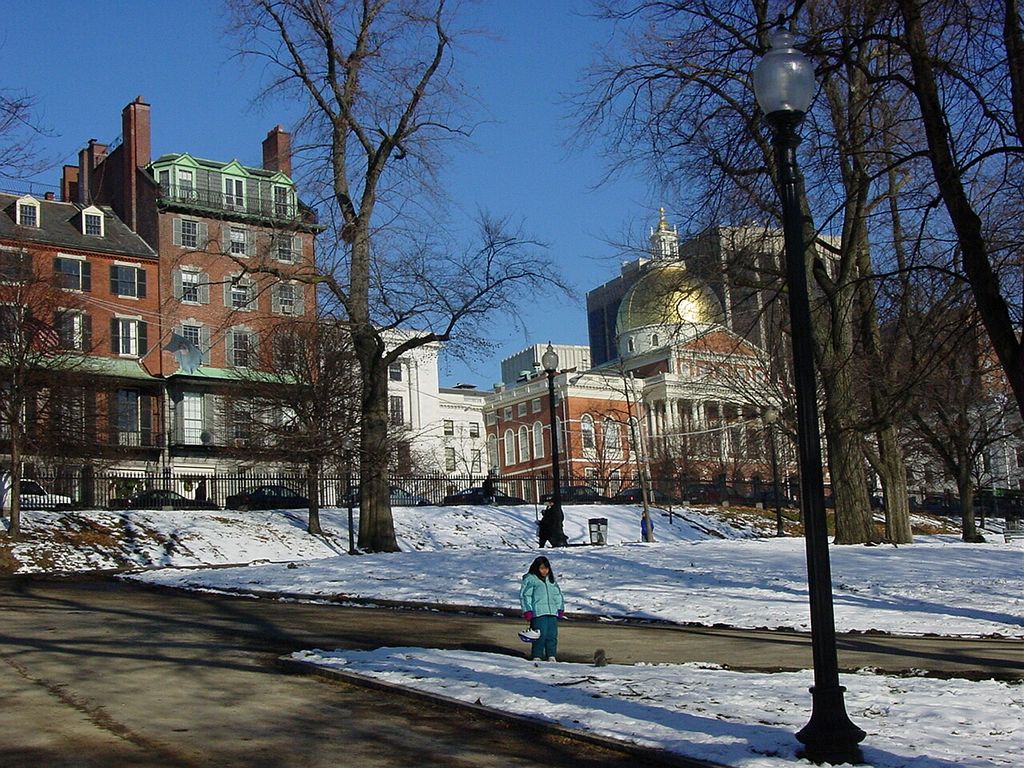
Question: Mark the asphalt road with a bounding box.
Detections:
[1,575,1020,767]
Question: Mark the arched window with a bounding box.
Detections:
[581,414,596,451]
[487,434,498,471]
[533,421,545,458]
[627,337,635,353]
[503,429,515,466]
[651,333,660,346]
[603,418,621,453]
[518,425,530,463]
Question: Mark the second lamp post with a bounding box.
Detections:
[542,343,567,545]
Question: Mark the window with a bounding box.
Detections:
[229,227,249,256]
[627,337,635,353]
[518,425,530,463]
[581,414,596,450]
[229,398,251,441]
[227,329,254,368]
[113,389,140,444]
[178,169,194,195]
[503,406,512,422]
[443,419,454,436]
[0,249,32,282]
[54,257,91,291]
[532,398,541,413]
[517,402,527,417]
[109,265,146,298]
[224,177,244,209]
[0,304,22,343]
[503,429,515,466]
[181,392,204,445]
[389,395,404,426]
[487,434,499,470]
[175,218,200,249]
[274,235,298,262]
[470,449,482,473]
[110,317,147,357]
[274,283,296,314]
[56,310,90,351]
[228,278,255,310]
[84,212,103,236]
[585,467,598,482]
[273,186,291,216]
[651,333,660,346]
[180,323,209,365]
[180,271,201,303]
[603,418,621,453]
[469,422,480,438]
[485,413,497,426]
[389,362,403,381]
[444,447,457,472]
[17,200,38,227]
[533,421,545,458]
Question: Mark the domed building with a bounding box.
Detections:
[615,261,726,359]
[484,210,789,507]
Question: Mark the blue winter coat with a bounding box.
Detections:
[520,573,564,617]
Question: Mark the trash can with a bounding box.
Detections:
[588,517,608,545]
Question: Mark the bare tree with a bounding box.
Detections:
[238,313,361,534]
[1,261,92,537]
[0,88,49,183]
[895,0,1024,417]
[230,1,567,551]
[905,303,1023,541]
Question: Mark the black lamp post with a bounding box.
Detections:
[541,343,566,546]
[753,30,865,763]
[762,406,785,537]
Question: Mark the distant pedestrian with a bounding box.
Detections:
[519,555,565,661]
[482,472,496,505]
[538,503,566,547]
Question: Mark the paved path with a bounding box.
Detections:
[1,576,1020,767]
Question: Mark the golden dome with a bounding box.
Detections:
[615,263,725,336]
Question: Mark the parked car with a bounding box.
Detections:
[0,474,74,511]
[442,486,528,505]
[344,485,432,507]
[684,483,751,506]
[389,487,433,507]
[225,485,309,510]
[611,487,684,505]
[540,484,614,504]
[108,489,219,511]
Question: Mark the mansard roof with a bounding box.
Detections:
[0,193,156,260]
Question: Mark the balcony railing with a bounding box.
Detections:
[157,183,301,223]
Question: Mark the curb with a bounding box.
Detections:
[278,654,727,768]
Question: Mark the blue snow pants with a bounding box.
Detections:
[529,615,558,660]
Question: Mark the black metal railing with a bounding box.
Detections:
[157,183,301,223]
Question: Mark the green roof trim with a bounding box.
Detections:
[168,366,297,385]
[77,356,159,381]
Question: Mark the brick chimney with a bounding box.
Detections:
[75,140,107,204]
[121,96,151,231]
[262,125,292,176]
[61,165,80,203]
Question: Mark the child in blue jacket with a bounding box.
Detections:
[519,555,565,661]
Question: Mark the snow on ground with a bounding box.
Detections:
[3,501,1022,767]
[295,648,1023,768]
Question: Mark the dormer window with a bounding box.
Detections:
[16,196,39,227]
[224,177,245,210]
[82,206,104,237]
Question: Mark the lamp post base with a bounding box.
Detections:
[796,684,866,765]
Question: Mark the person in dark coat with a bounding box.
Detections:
[538,503,566,547]
[481,472,495,504]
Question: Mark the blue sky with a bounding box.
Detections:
[3,1,661,388]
